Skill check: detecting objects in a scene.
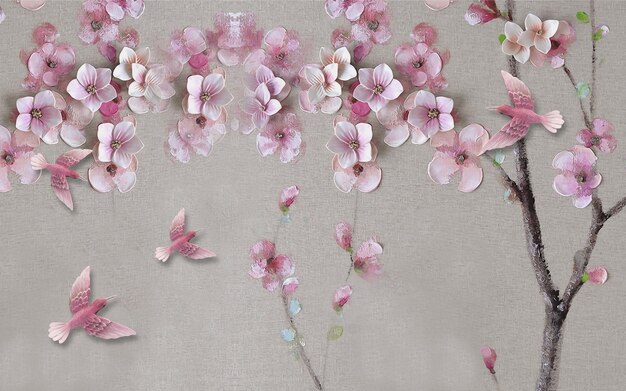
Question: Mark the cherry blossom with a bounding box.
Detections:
[327,121,373,168]
[518,14,559,54]
[128,64,175,105]
[325,0,365,20]
[333,285,353,312]
[242,84,282,130]
[256,112,303,163]
[27,43,75,88]
[552,146,602,209]
[167,27,207,65]
[113,47,150,81]
[282,277,299,295]
[576,118,616,154]
[586,266,608,285]
[395,43,442,88]
[184,73,233,121]
[208,12,263,67]
[353,63,403,112]
[464,1,500,26]
[257,27,304,84]
[248,240,295,292]
[332,155,381,193]
[529,21,577,68]
[502,22,530,64]
[167,114,226,164]
[53,94,95,147]
[32,22,59,46]
[279,185,299,214]
[320,47,357,81]
[79,0,119,45]
[0,126,40,192]
[376,92,429,147]
[67,63,117,112]
[480,346,497,374]
[407,90,454,137]
[88,154,137,193]
[105,0,145,20]
[302,64,342,105]
[15,90,62,141]
[427,124,489,193]
[351,0,392,45]
[335,222,353,252]
[244,65,288,100]
[97,121,143,168]
[353,238,383,280]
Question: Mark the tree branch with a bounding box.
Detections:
[561,65,592,128]
[481,154,521,200]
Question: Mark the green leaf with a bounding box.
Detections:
[592,30,603,41]
[494,150,505,166]
[581,272,590,283]
[576,11,590,23]
[576,82,591,99]
[498,34,506,44]
[327,325,344,341]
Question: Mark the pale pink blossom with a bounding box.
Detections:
[587,266,608,285]
[395,43,442,87]
[208,12,263,67]
[282,277,299,295]
[244,65,288,100]
[256,112,303,163]
[67,63,117,112]
[552,146,602,209]
[128,64,175,104]
[502,22,530,64]
[518,14,559,54]
[327,121,373,168]
[529,21,576,68]
[257,27,303,84]
[480,346,497,374]
[353,238,383,280]
[184,74,233,121]
[167,114,226,163]
[325,0,365,20]
[335,222,353,252]
[407,90,454,137]
[27,43,76,87]
[351,1,392,45]
[464,1,499,26]
[428,125,489,193]
[113,47,150,81]
[79,1,119,45]
[303,64,342,105]
[105,0,145,20]
[168,27,207,65]
[97,121,143,168]
[54,94,95,147]
[279,185,299,214]
[88,154,137,193]
[32,22,59,45]
[333,285,353,312]
[248,240,295,292]
[353,64,403,113]
[15,90,62,141]
[242,84,282,130]
[577,118,616,154]
[376,92,428,147]
[0,126,40,192]
[332,155,381,193]
[320,47,357,81]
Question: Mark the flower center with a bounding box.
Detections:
[275,52,286,61]
[349,140,360,150]
[576,173,587,183]
[367,20,379,31]
[47,60,57,69]
[373,84,384,94]
[275,132,284,140]
[2,153,14,165]
[590,135,600,145]
[537,29,543,35]
[353,163,364,177]
[428,108,439,119]
[86,84,97,95]
[110,140,122,150]
[106,163,117,176]
[91,20,103,31]
[30,108,43,119]
[455,153,467,164]
[412,60,423,68]
[402,110,410,121]
[195,116,207,128]
[200,92,210,102]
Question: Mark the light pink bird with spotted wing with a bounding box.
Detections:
[48,266,136,344]
[484,70,564,151]
[31,149,92,210]
[155,208,216,262]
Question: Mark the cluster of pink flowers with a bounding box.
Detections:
[79,0,144,62]
[327,0,392,63]
[21,23,76,92]
[207,12,264,67]
[334,221,383,280]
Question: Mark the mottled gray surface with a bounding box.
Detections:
[1,0,625,390]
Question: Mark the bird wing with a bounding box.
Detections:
[169,208,186,241]
[69,266,91,314]
[483,117,530,151]
[55,148,92,168]
[501,70,534,110]
[83,314,136,340]
[179,242,216,260]
[51,173,74,210]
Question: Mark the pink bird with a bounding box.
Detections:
[155,208,217,262]
[484,70,564,151]
[31,149,92,210]
[48,266,136,344]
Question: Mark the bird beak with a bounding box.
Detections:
[105,295,118,303]
[487,106,499,111]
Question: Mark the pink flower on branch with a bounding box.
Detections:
[518,14,559,55]
[335,222,353,252]
[465,1,500,26]
[480,346,497,374]
[279,185,299,214]
[353,238,383,280]
[576,118,616,154]
[552,146,602,209]
[333,285,353,312]
[248,240,296,292]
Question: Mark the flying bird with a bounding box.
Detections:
[484,70,564,151]
[31,149,92,210]
[48,266,136,344]
[155,208,216,262]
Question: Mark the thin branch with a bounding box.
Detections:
[481,154,521,200]
[561,65,592,128]
[590,0,598,117]
[605,195,626,219]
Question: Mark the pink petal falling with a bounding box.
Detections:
[480,346,497,374]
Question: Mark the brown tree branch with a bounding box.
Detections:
[561,65,592,128]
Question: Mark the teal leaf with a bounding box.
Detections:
[327,325,344,341]
[576,11,590,23]
[576,82,591,99]
[288,298,301,316]
[498,34,506,44]
[493,150,505,167]
[281,328,296,342]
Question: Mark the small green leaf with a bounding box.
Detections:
[498,34,506,44]
[592,30,603,41]
[494,150,506,166]
[576,11,590,23]
[576,82,591,99]
[327,325,344,341]
[581,272,590,283]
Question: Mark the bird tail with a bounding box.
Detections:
[48,322,71,344]
[541,111,564,133]
[30,153,48,171]
[155,247,171,262]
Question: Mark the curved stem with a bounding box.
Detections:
[590,0,597,117]
[561,65,592,128]
[481,154,521,200]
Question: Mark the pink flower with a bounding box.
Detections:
[480,346,497,374]
[351,0,392,45]
[353,238,383,280]
[411,23,438,46]
[259,27,304,84]
[105,0,145,20]
[245,65,289,101]
[528,21,576,68]
[242,84,282,129]
[27,43,76,87]
[0,126,40,192]
[168,27,207,65]
[248,240,295,292]
[518,14,559,54]
[428,124,489,193]
[282,277,299,296]
[333,285,353,312]
[586,266,608,285]
[327,121,373,168]
[54,94,95,147]
[15,90,62,140]
[32,22,59,46]
[577,118,616,153]
[464,1,500,26]
[345,81,372,119]
[407,90,454,137]
[209,12,263,67]
[335,222,353,252]
[552,146,602,208]
[113,47,150,81]
[395,43,442,88]
[67,63,117,112]
[99,80,126,119]
[184,74,233,121]
[320,47,357,81]
[502,22,530,64]
[79,0,119,45]
[353,64,403,112]
[376,92,428,147]
[88,154,137,193]
[256,112,303,163]
[325,0,365,20]
[128,64,176,103]
[302,64,342,105]
[167,114,226,163]
[97,121,143,168]
[333,156,381,193]
[279,185,299,214]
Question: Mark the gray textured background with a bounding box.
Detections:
[1,0,625,390]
